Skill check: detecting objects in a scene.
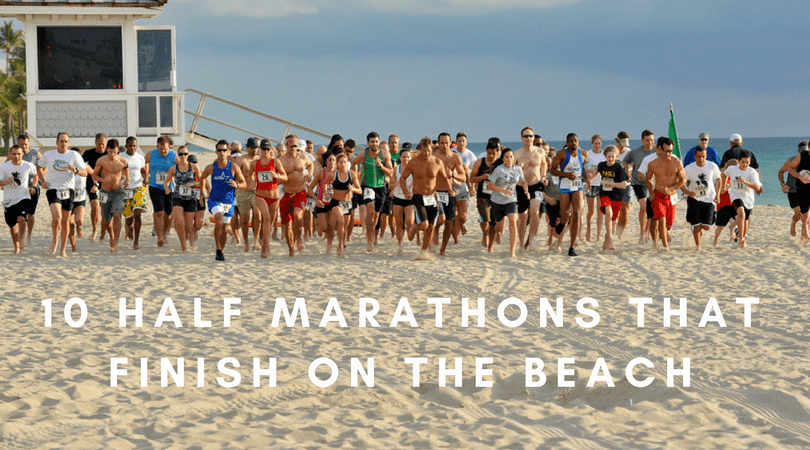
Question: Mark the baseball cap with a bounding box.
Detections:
[260,138,272,149]
[698,132,709,140]
[246,137,259,148]
[729,133,742,143]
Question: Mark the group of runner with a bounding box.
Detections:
[4,128,803,258]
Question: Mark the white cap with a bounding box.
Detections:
[729,133,742,143]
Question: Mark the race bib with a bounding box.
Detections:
[191,188,201,198]
[56,189,71,200]
[482,182,492,194]
[696,188,707,198]
[423,195,437,207]
[306,198,316,211]
[437,191,449,205]
[98,191,109,204]
[123,189,134,200]
[570,179,583,189]
[178,186,193,197]
[339,200,352,211]
[156,171,168,183]
[601,177,613,192]
[363,188,375,201]
[324,184,333,203]
[733,180,745,190]
[219,203,232,214]
[534,190,544,199]
[258,171,274,183]
[74,190,86,202]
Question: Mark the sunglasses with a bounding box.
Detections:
[522,134,534,138]
[178,152,189,156]
[216,149,228,153]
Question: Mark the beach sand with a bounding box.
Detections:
[1,151,809,448]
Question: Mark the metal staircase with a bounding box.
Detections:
[184,89,332,151]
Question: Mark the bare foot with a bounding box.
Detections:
[414,250,434,260]
[133,243,140,250]
[60,249,67,257]
[49,240,57,255]
[244,243,250,252]
[157,239,165,247]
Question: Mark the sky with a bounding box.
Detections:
[142,0,809,145]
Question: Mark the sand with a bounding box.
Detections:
[1,150,809,449]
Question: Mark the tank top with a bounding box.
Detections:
[393,165,413,200]
[558,150,584,191]
[210,160,236,204]
[174,164,196,200]
[476,158,495,199]
[333,170,353,191]
[318,169,334,202]
[149,149,177,189]
[255,158,278,191]
[362,151,386,188]
[796,151,810,194]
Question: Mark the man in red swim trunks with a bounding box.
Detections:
[278,134,313,256]
[645,137,685,251]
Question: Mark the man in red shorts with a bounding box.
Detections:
[278,134,313,256]
[645,137,685,251]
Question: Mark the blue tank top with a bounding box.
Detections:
[174,164,196,199]
[210,160,236,204]
[149,149,177,189]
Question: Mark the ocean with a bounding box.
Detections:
[466,137,805,208]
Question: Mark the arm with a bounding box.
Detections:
[469,160,489,184]
[307,172,324,207]
[37,164,49,190]
[231,164,247,189]
[548,153,567,179]
[273,158,288,183]
[399,162,413,199]
[163,166,176,194]
[786,156,809,184]
[777,158,793,193]
[122,161,130,189]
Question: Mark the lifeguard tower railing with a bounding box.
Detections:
[184,89,332,151]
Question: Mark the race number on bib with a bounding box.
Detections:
[570,179,583,189]
[123,189,134,200]
[339,200,352,211]
[534,190,544,199]
[437,191,449,205]
[306,198,316,211]
[733,180,745,190]
[696,188,707,198]
[156,171,168,183]
[258,171,274,183]
[363,188,375,201]
[57,189,71,200]
[178,186,193,197]
[324,184,333,203]
[219,203,232,213]
[800,170,810,179]
[98,191,109,204]
[422,195,437,207]
[482,182,492,195]
[601,177,614,192]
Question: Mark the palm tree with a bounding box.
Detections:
[0,21,24,154]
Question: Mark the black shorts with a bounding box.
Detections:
[516,185,530,214]
[413,194,438,225]
[646,196,654,219]
[787,192,799,209]
[585,185,600,198]
[149,186,173,215]
[27,187,40,216]
[546,201,561,226]
[362,186,387,213]
[437,191,456,221]
[173,196,198,213]
[88,189,99,202]
[4,199,29,228]
[685,197,716,226]
[392,197,412,207]
[796,189,810,214]
[527,182,545,202]
[351,192,362,210]
[731,199,752,220]
[632,184,649,201]
[73,200,86,209]
[45,188,75,212]
[380,192,394,215]
[715,205,736,227]
[490,201,517,224]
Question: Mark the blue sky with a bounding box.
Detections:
[146,0,809,145]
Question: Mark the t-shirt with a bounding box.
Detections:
[720,146,759,170]
[121,152,146,189]
[38,149,87,191]
[684,161,721,204]
[0,160,36,206]
[454,148,477,169]
[585,151,606,186]
[489,165,525,204]
[596,161,628,202]
[22,149,40,187]
[725,165,761,209]
[625,146,655,186]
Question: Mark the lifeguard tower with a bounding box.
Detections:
[0,0,183,148]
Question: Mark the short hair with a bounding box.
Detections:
[694,146,707,153]
[739,150,752,160]
[177,145,188,153]
[438,132,451,142]
[641,130,654,139]
[366,131,379,141]
[566,133,578,142]
[106,138,120,150]
[799,140,809,149]
[95,133,107,141]
[157,135,173,146]
[305,140,313,146]
[656,136,674,148]
[616,131,630,140]
[216,139,230,149]
[345,139,356,150]
[417,136,432,150]
[17,134,28,142]
[285,134,298,142]
[126,136,137,145]
[10,144,21,153]
[56,132,69,142]
[335,152,348,162]
[603,145,618,155]
[388,134,399,141]
[591,134,602,143]
[456,132,467,140]
[521,126,533,135]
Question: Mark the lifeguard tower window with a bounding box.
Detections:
[37,26,124,90]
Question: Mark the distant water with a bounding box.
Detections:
[466,137,806,207]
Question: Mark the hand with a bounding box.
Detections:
[316,199,324,208]
[546,197,557,206]
[566,172,576,181]
[42,181,49,190]
[227,179,238,187]
[504,189,513,197]
[781,184,790,193]
[164,187,171,195]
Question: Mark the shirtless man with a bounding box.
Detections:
[200,140,246,261]
[37,132,88,256]
[250,142,287,257]
[645,137,685,251]
[432,132,464,256]
[234,137,262,252]
[352,132,393,254]
[94,139,130,252]
[400,136,452,260]
[279,134,314,256]
[515,127,548,252]
[549,133,588,256]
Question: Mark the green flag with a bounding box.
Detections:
[668,104,681,159]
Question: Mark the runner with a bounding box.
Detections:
[82,133,106,241]
[352,132,393,254]
[451,132,476,243]
[486,148,526,258]
[388,145,415,253]
[515,128,548,252]
[645,137,685,251]
[592,145,628,251]
[0,145,37,253]
[36,133,88,256]
[120,137,148,250]
[613,131,633,239]
[144,136,177,247]
[251,141,287,258]
[18,134,41,244]
[681,146,722,251]
[93,139,130,252]
[726,151,763,248]
[469,138,500,248]
[234,137,261,252]
[785,143,810,241]
[163,145,202,252]
[777,141,806,237]
[549,133,587,256]
[200,140,246,261]
[584,134,606,242]
[331,152,362,256]
[432,132,464,256]
[279,134,314,256]
[307,151,339,254]
[624,130,655,244]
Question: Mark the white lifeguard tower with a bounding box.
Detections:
[0,0,183,148]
